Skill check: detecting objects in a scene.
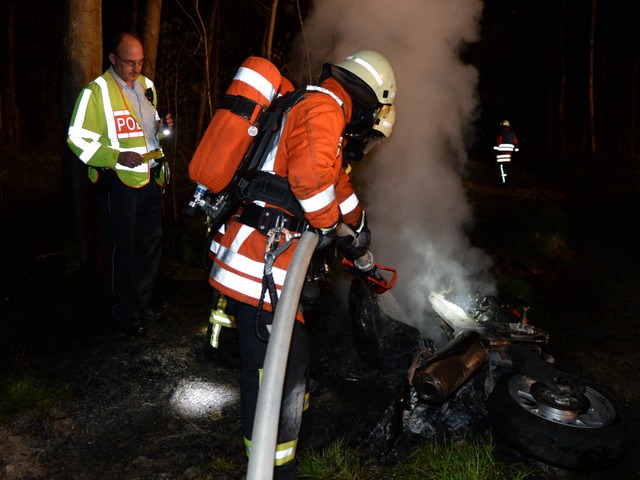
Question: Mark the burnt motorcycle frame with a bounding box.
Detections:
[408,291,627,471]
[346,277,627,470]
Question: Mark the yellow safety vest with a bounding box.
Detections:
[67,70,161,188]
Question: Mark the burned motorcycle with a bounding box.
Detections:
[348,281,627,471]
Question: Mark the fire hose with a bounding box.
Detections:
[246,230,319,480]
[247,224,396,479]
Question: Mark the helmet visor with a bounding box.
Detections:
[343,130,385,162]
[346,101,381,137]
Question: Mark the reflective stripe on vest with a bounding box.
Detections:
[95,76,148,175]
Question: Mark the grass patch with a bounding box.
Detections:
[561,349,640,403]
[298,438,376,479]
[296,434,532,480]
[188,454,245,479]
[392,434,532,480]
[0,374,74,420]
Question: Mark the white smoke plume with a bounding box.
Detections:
[290,0,495,335]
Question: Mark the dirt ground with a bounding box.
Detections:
[1,159,639,479]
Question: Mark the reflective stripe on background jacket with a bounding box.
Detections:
[209,77,364,321]
[67,70,160,187]
[493,128,519,162]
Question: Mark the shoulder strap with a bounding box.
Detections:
[238,87,308,187]
[245,85,342,176]
[232,85,344,216]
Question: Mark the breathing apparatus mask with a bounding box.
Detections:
[343,104,395,162]
[343,130,383,162]
[319,64,382,162]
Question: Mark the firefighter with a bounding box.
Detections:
[208,50,397,478]
[493,119,520,184]
[205,85,397,372]
[67,32,173,336]
[204,77,299,369]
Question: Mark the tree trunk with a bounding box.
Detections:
[63,0,103,285]
[632,58,640,170]
[264,0,279,61]
[211,3,221,108]
[130,0,139,33]
[558,0,567,159]
[142,0,162,80]
[196,1,220,140]
[65,0,102,98]
[588,0,597,155]
[3,0,20,152]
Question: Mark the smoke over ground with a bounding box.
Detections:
[290,0,495,334]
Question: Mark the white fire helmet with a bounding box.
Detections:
[334,50,397,105]
[500,119,510,127]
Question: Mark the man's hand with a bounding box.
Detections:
[160,113,174,136]
[117,151,144,168]
[162,113,174,129]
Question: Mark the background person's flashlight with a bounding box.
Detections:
[162,114,171,136]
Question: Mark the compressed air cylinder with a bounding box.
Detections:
[189,56,283,193]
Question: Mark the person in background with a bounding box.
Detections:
[201,50,397,479]
[493,119,519,184]
[67,32,173,337]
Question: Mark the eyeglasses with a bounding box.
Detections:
[115,53,144,67]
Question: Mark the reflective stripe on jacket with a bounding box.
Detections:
[67,70,160,187]
[209,78,364,319]
[493,128,519,163]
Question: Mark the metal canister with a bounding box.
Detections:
[412,330,490,404]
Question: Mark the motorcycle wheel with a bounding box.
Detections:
[488,373,626,470]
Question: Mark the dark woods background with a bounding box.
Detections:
[1,0,640,212]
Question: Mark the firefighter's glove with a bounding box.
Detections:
[336,224,371,261]
[316,224,337,250]
[336,211,371,260]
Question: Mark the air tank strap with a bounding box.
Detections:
[219,94,264,123]
[243,171,305,219]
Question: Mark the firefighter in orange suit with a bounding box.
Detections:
[204,76,298,369]
[206,51,397,479]
[493,119,520,183]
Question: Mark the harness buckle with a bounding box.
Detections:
[265,226,301,252]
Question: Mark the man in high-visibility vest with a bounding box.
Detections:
[67,32,173,336]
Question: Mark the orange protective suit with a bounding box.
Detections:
[208,77,363,321]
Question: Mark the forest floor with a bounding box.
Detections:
[0,157,639,479]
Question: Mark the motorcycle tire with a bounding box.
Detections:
[488,373,627,471]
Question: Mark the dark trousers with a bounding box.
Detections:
[226,297,309,471]
[97,174,163,324]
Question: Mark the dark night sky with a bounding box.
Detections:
[4,0,640,163]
